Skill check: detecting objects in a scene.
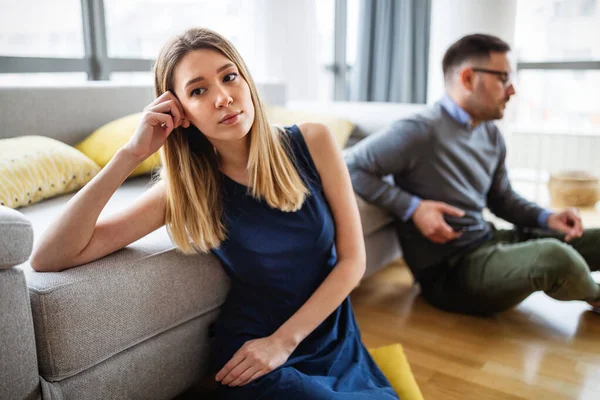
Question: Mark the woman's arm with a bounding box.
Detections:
[29,149,167,272]
[272,122,366,344]
[30,91,186,272]
[216,122,366,386]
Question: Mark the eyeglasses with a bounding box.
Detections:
[471,68,513,88]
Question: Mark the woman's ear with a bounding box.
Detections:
[181,118,191,128]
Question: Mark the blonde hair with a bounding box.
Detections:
[153,28,309,254]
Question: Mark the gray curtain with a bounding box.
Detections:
[351,0,431,103]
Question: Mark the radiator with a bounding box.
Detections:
[505,131,600,204]
[507,131,600,177]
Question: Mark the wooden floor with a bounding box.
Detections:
[352,209,600,400]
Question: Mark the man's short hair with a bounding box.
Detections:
[442,34,511,82]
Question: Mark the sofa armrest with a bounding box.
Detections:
[0,207,40,399]
[0,268,41,400]
[0,206,34,269]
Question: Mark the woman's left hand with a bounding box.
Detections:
[215,335,296,387]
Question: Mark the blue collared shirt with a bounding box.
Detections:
[439,94,474,128]
[403,94,551,228]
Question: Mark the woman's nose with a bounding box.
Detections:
[215,87,233,108]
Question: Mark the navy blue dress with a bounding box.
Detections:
[212,125,398,399]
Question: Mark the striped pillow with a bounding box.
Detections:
[0,136,100,209]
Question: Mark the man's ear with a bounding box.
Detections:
[459,67,475,93]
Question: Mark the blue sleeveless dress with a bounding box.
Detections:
[212,125,398,399]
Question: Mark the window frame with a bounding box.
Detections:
[0,0,153,81]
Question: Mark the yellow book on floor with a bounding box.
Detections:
[369,343,424,400]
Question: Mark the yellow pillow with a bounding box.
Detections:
[75,113,160,178]
[369,343,424,400]
[0,136,101,209]
[76,108,353,177]
[266,106,355,149]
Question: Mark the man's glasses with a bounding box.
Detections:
[471,68,513,88]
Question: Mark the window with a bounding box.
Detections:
[516,0,599,62]
[103,0,252,59]
[0,0,337,102]
[345,0,359,100]
[109,72,153,85]
[0,0,84,58]
[317,0,358,101]
[315,0,335,101]
[513,0,600,131]
[0,73,87,86]
[512,70,600,133]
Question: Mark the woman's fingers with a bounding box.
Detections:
[228,364,258,387]
[216,349,247,382]
[146,91,186,127]
[220,357,252,386]
[146,100,182,127]
[144,111,173,132]
[239,368,268,386]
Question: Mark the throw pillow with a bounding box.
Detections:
[0,136,101,209]
[76,108,355,177]
[75,113,160,178]
[266,106,355,149]
[369,343,424,400]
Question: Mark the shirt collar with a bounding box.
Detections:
[440,94,474,128]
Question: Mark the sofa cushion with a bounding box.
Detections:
[266,106,355,149]
[40,308,220,400]
[286,101,428,138]
[0,206,34,269]
[75,113,161,178]
[0,136,100,209]
[19,176,230,381]
[24,231,230,381]
[355,194,395,237]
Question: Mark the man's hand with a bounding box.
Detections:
[215,335,295,387]
[412,200,465,244]
[547,208,584,242]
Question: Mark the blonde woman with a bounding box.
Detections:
[31,28,397,399]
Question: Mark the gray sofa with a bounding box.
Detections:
[0,83,425,400]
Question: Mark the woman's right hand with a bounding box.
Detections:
[123,91,190,161]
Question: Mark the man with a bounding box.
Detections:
[345,34,600,316]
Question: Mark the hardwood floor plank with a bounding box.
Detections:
[352,254,600,400]
[420,372,528,400]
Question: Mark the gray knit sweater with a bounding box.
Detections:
[345,102,546,278]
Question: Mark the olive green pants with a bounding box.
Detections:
[419,228,600,316]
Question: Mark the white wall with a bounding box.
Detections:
[427,0,518,104]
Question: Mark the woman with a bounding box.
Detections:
[30,28,397,399]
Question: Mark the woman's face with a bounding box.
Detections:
[173,48,255,143]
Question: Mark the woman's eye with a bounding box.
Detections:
[224,73,238,83]
[190,87,206,97]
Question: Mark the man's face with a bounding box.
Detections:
[466,51,516,121]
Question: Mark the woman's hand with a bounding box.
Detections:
[215,335,296,387]
[123,91,190,161]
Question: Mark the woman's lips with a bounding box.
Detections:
[220,111,242,125]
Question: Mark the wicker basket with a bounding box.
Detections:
[548,170,600,208]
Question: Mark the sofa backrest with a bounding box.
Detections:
[287,100,428,137]
[0,82,286,145]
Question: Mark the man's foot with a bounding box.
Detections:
[587,300,600,312]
